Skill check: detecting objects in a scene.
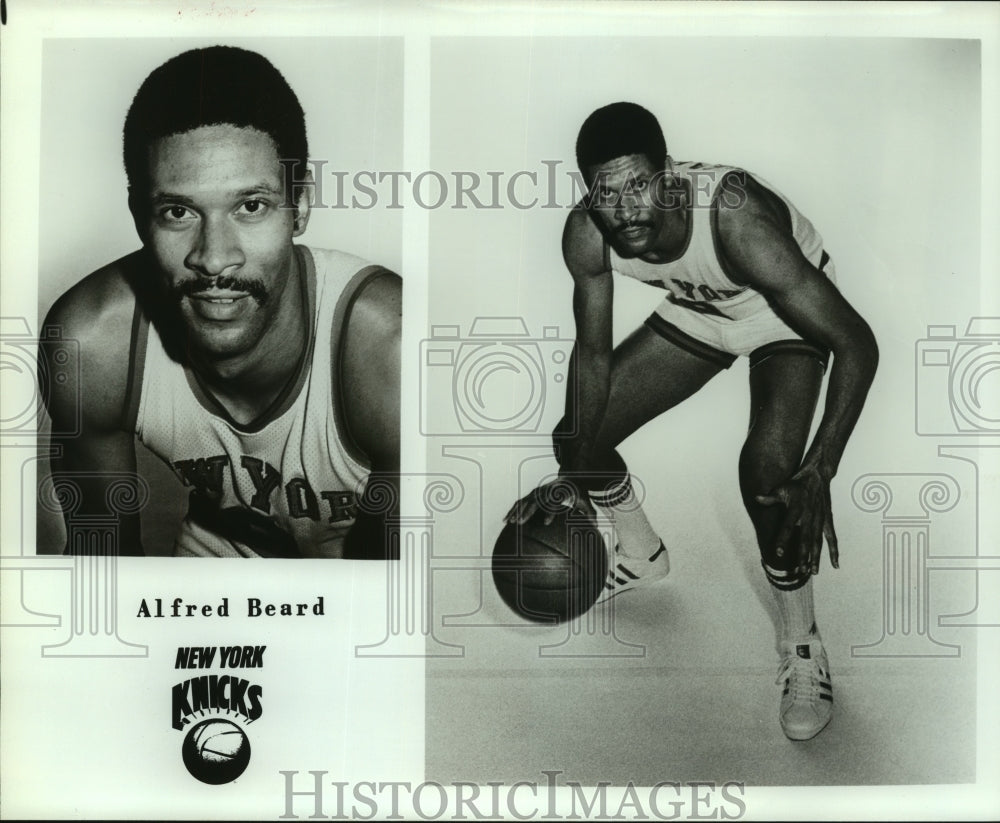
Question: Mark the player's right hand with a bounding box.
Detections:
[503,477,595,526]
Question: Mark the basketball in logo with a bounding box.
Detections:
[181,718,251,784]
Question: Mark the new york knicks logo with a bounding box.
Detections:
[181,718,252,784]
[171,644,265,784]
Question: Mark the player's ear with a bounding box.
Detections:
[291,169,313,238]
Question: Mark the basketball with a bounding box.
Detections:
[181,718,251,785]
[492,510,608,623]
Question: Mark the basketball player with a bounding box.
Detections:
[42,46,400,559]
[507,102,878,740]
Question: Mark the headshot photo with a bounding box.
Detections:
[35,38,403,559]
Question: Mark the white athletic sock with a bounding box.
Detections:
[588,474,661,560]
[770,575,819,646]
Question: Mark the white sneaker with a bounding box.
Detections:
[596,541,670,604]
[776,636,833,741]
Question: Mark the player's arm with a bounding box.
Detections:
[340,270,401,559]
[718,174,879,573]
[506,208,612,525]
[558,205,616,476]
[41,269,145,556]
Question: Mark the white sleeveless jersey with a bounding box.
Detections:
[607,161,833,321]
[128,246,388,558]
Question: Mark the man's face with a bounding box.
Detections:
[587,153,667,255]
[135,124,307,360]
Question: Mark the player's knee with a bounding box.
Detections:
[739,450,799,502]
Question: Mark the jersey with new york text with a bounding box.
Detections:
[606,161,833,321]
[129,245,388,558]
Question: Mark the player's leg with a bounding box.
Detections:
[739,349,824,584]
[557,320,727,596]
[557,319,731,474]
[737,347,831,740]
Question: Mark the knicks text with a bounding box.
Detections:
[172,675,263,730]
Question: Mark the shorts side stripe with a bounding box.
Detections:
[749,339,830,372]
[645,312,737,369]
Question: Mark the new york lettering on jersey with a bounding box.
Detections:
[172,455,359,523]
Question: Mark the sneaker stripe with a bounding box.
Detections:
[615,565,640,580]
[820,694,833,702]
[595,539,670,606]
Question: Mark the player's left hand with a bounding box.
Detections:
[755,466,839,576]
[504,477,595,526]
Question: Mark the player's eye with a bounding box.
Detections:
[237,199,270,217]
[158,205,195,223]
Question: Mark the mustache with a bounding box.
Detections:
[170,275,269,306]
[616,220,655,236]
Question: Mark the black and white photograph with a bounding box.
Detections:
[1,1,998,820]
[33,36,403,560]
[421,20,999,812]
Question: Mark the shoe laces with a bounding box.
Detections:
[775,653,827,701]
